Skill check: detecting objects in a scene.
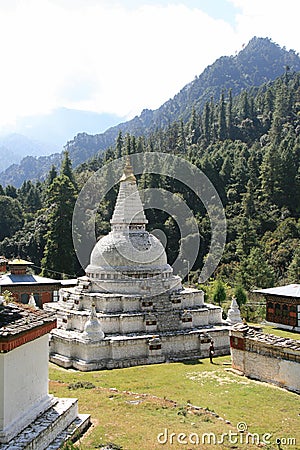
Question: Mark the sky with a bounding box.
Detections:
[0,0,300,132]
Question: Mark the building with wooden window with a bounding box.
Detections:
[0,258,64,308]
[254,284,300,331]
[0,257,7,273]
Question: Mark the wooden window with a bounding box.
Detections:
[142,301,153,307]
[282,304,288,317]
[21,293,29,304]
[181,317,192,323]
[149,344,161,350]
[146,320,157,326]
[275,303,281,315]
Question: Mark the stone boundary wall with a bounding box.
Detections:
[230,324,300,394]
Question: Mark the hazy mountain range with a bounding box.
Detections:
[0,108,124,172]
[1,36,300,187]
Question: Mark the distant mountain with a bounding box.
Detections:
[0,108,124,186]
[0,153,62,188]
[0,134,57,172]
[7,107,125,148]
[1,37,300,187]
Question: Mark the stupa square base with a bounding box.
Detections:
[49,327,230,371]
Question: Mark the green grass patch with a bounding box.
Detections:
[49,357,299,449]
[259,325,300,340]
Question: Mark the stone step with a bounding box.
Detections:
[0,398,90,450]
[47,414,91,450]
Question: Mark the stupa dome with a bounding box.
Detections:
[85,156,182,295]
[89,230,168,271]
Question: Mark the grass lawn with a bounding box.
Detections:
[49,356,300,450]
[259,325,300,341]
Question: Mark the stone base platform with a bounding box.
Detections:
[0,398,90,450]
[49,327,230,371]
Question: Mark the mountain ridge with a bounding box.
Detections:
[1,36,300,187]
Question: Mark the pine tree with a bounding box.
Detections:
[203,101,211,143]
[0,196,24,240]
[115,131,123,159]
[124,133,132,155]
[5,185,17,198]
[47,165,58,185]
[241,180,256,218]
[238,247,275,289]
[218,91,227,140]
[24,185,42,214]
[286,247,300,282]
[227,89,234,139]
[240,91,250,119]
[187,107,201,145]
[41,175,77,279]
[61,151,77,190]
[212,279,227,306]
[176,120,187,153]
[234,285,247,307]
[259,144,283,206]
[236,217,258,257]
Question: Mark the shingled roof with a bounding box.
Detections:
[0,302,56,352]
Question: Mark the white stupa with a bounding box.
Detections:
[85,157,181,296]
[28,292,37,308]
[226,297,243,325]
[45,157,230,371]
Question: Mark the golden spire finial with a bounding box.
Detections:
[120,155,136,182]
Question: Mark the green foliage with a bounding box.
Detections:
[61,440,78,450]
[286,246,300,283]
[212,279,227,305]
[1,37,300,189]
[41,174,77,278]
[234,285,247,306]
[237,247,275,290]
[1,290,15,304]
[241,302,266,323]
[1,43,300,292]
[0,195,24,240]
[61,150,77,190]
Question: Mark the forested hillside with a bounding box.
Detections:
[1,37,300,187]
[0,69,299,298]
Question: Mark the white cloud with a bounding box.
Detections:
[0,0,299,132]
[0,0,240,129]
[228,0,300,53]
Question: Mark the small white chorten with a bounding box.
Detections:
[227,297,242,325]
[28,293,37,308]
[83,303,105,341]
